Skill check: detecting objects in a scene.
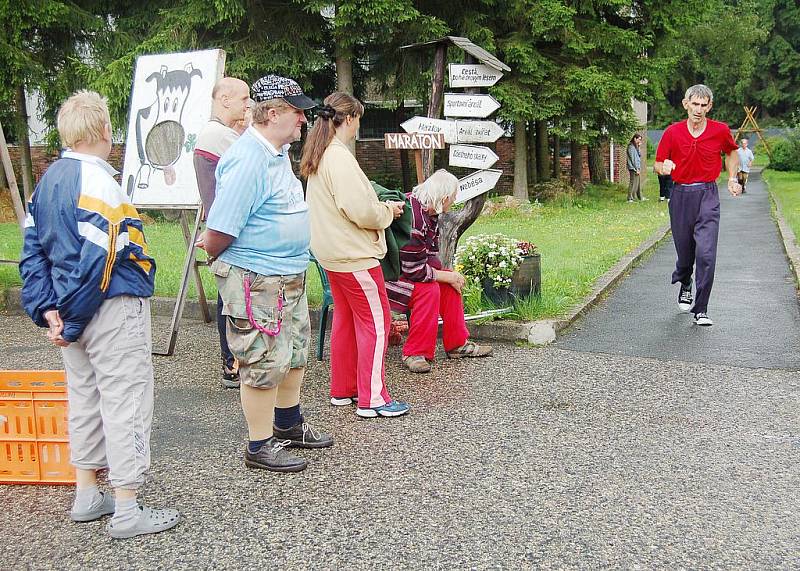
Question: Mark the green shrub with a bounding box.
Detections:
[767,137,800,172]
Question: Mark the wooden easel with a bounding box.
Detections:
[0,119,28,269]
[0,119,28,233]
[734,106,773,162]
[141,204,211,356]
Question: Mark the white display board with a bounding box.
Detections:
[122,49,225,207]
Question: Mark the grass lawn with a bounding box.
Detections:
[0,177,668,320]
[762,169,800,240]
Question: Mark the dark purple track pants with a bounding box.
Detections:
[668,182,720,314]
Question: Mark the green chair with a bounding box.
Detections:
[309,254,334,361]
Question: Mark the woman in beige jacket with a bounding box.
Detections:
[300,92,410,419]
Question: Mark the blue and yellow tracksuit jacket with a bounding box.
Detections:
[19,151,156,343]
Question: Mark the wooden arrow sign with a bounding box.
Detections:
[455,169,503,204]
[401,117,505,144]
[449,144,499,170]
[443,93,501,118]
[384,132,445,150]
[448,64,504,88]
[400,117,457,143]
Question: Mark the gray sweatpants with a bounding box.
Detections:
[61,295,154,489]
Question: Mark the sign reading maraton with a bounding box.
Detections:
[384,132,445,150]
[448,64,503,88]
[455,169,503,204]
[449,144,499,170]
[443,93,501,118]
[401,116,504,144]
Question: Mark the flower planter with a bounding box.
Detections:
[481,254,541,305]
[481,278,514,306]
[510,253,541,299]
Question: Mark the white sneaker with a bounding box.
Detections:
[694,312,713,326]
[678,281,693,312]
[330,396,357,406]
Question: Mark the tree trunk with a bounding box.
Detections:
[334,48,355,156]
[536,120,550,182]
[512,120,528,201]
[14,85,34,200]
[551,133,560,179]
[587,139,607,184]
[526,121,537,187]
[438,195,487,269]
[570,138,584,192]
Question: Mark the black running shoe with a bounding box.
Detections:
[678,280,693,312]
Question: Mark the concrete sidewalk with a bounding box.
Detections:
[559,171,800,370]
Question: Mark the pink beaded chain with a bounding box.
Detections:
[243,275,284,337]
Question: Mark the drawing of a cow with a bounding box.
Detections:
[127,63,203,199]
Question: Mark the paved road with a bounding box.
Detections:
[560,171,800,370]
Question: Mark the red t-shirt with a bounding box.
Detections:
[655,119,738,183]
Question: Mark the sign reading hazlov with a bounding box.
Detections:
[455,169,503,204]
[401,116,504,144]
[448,64,503,88]
[443,93,501,118]
[449,144,499,170]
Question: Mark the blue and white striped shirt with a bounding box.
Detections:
[206,127,310,276]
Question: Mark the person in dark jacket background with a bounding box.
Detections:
[627,134,644,202]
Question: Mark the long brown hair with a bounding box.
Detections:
[300,92,364,178]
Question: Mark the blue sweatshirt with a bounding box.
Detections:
[19,151,156,342]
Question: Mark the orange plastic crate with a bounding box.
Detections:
[0,370,75,484]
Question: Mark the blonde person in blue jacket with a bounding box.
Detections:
[19,91,179,539]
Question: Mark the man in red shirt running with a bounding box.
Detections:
[654,84,741,327]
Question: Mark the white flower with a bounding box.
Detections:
[498,261,507,268]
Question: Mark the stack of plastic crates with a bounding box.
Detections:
[0,370,75,484]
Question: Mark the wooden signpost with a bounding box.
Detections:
[398,36,510,266]
[449,144,499,170]
[443,93,501,118]
[385,132,445,182]
[448,64,503,88]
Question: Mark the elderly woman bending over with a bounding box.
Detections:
[386,170,492,373]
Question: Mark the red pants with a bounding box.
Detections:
[404,279,469,360]
[327,266,392,408]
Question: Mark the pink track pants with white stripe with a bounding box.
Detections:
[326,266,392,408]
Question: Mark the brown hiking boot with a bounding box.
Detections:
[446,341,493,359]
[403,355,432,373]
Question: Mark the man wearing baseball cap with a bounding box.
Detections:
[199,75,331,473]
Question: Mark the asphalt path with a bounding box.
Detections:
[559,171,800,370]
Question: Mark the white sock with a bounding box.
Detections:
[111,496,140,528]
[72,484,102,512]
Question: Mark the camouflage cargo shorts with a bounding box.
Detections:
[211,260,310,389]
